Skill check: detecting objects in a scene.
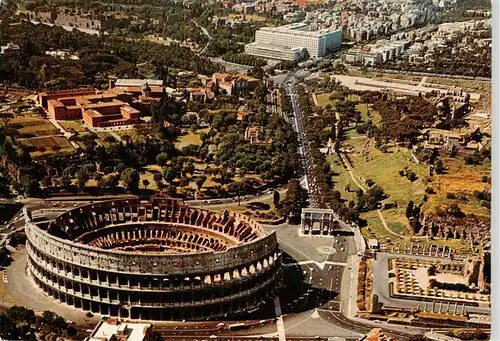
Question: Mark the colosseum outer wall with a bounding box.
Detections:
[25,221,278,275]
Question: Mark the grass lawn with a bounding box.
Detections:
[349,144,429,208]
[327,153,358,203]
[343,136,368,152]
[315,93,360,107]
[175,128,210,149]
[140,171,159,190]
[360,210,406,247]
[58,120,87,133]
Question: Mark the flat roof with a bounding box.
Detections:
[258,23,341,38]
[115,79,163,87]
[88,320,152,341]
[247,42,305,53]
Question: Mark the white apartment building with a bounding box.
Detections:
[245,23,342,61]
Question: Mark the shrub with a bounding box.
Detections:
[425,187,435,194]
[406,171,417,182]
[446,193,456,199]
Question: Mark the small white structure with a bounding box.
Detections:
[86,319,154,341]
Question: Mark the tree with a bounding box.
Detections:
[273,190,280,209]
[280,180,308,218]
[156,153,169,166]
[195,175,207,192]
[61,175,72,191]
[121,168,140,192]
[142,179,150,190]
[75,168,89,191]
[407,201,417,222]
[448,203,464,218]
[434,159,444,174]
[106,174,119,189]
[163,166,178,184]
[153,173,163,188]
[406,171,417,182]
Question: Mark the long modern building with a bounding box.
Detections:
[245,23,342,61]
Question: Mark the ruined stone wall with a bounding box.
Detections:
[26,221,278,275]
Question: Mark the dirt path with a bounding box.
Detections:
[339,152,407,238]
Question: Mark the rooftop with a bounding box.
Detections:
[114,79,163,87]
[87,320,152,341]
[259,23,341,37]
[246,41,305,53]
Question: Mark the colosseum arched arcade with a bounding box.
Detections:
[25,198,282,321]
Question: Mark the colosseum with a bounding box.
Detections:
[25,197,282,320]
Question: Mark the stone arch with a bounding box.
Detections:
[256,262,262,272]
[223,272,231,281]
[263,259,268,268]
[232,269,240,279]
[204,275,212,285]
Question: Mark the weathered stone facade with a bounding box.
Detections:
[25,198,282,321]
[28,10,129,31]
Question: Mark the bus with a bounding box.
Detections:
[228,323,248,331]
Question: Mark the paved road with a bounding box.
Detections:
[284,83,320,207]
[193,20,211,55]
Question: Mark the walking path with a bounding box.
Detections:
[340,151,429,240]
[274,297,286,341]
[339,152,406,238]
[418,76,428,87]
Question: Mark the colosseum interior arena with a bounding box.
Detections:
[25,197,282,321]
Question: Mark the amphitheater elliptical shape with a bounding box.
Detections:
[25,197,282,320]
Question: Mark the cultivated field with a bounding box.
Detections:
[9,115,58,136]
[19,136,74,157]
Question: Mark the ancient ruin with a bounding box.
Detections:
[25,198,282,321]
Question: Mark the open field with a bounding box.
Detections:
[423,157,490,218]
[139,171,159,190]
[347,142,429,208]
[58,120,87,133]
[314,93,360,107]
[360,210,406,246]
[175,128,210,149]
[327,153,358,203]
